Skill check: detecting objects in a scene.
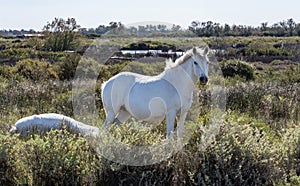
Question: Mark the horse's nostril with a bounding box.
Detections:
[200,77,208,84]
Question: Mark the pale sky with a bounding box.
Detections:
[1,0,300,30]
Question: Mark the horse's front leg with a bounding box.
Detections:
[177,110,188,138]
[166,109,177,138]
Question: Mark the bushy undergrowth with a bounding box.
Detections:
[11,59,58,81]
[1,72,299,185]
[226,82,299,131]
[220,60,255,81]
[0,130,100,185]
[1,37,300,185]
[1,112,300,185]
[0,47,71,65]
[0,80,72,118]
[206,37,300,63]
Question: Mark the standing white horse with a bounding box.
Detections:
[101,47,209,138]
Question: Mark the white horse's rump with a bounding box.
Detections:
[10,113,99,137]
[101,47,210,138]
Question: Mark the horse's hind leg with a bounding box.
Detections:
[103,108,130,128]
[114,108,131,125]
[177,110,188,138]
[103,111,116,129]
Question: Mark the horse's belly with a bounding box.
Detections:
[128,96,167,120]
[126,81,180,120]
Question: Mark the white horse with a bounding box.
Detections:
[101,46,209,138]
[10,113,99,138]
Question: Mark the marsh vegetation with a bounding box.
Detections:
[0,33,299,185]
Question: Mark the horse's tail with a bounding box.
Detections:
[101,81,108,97]
[100,80,109,114]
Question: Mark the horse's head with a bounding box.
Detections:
[191,46,209,85]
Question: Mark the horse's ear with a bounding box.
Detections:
[193,47,197,54]
[203,46,209,55]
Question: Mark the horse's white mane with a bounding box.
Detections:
[165,47,207,70]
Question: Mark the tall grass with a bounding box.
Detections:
[226,82,299,130]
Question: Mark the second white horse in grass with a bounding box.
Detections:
[10,113,99,138]
[101,47,210,138]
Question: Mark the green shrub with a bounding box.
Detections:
[51,92,73,116]
[194,112,284,185]
[0,80,71,116]
[5,130,100,185]
[268,62,300,83]
[73,57,102,79]
[42,18,81,52]
[11,59,58,81]
[0,48,33,63]
[122,40,175,51]
[56,54,81,80]
[0,65,12,79]
[226,82,300,130]
[43,32,80,52]
[0,134,14,185]
[97,62,129,82]
[1,111,300,185]
[278,127,300,186]
[220,60,255,80]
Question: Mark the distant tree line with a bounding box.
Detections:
[189,18,300,37]
[0,29,37,37]
[124,24,182,36]
[78,22,183,37]
[0,21,184,38]
[78,22,123,37]
[1,18,300,38]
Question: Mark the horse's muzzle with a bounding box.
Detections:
[199,76,208,85]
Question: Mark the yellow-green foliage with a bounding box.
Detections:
[11,59,58,81]
[193,112,297,185]
[0,130,100,185]
[226,82,300,130]
[0,80,71,116]
[2,111,299,185]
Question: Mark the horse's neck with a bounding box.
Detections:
[162,60,197,95]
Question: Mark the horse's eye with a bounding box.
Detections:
[194,61,198,65]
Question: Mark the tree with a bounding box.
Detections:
[157,25,167,32]
[287,18,296,36]
[261,22,268,31]
[43,18,81,52]
[95,25,108,34]
[224,24,231,36]
[171,24,181,32]
[106,22,125,35]
[296,24,300,36]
